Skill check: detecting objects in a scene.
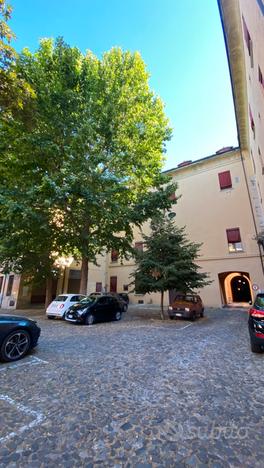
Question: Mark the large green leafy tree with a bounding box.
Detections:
[0,0,33,115]
[132,214,211,319]
[0,38,176,301]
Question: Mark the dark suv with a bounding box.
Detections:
[168,294,204,321]
[248,293,264,353]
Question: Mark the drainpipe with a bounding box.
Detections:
[239,148,264,276]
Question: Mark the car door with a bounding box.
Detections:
[93,297,110,322]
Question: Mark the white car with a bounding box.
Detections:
[46,294,86,319]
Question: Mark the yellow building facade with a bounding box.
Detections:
[107,148,264,307]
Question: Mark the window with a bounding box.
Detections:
[111,250,118,262]
[95,282,102,293]
[259,66,264,88]
[123,284,128,291]
[242,16,254,67]
[226,228,243,252]
[97,297,109,305]
[249,106,255,138]
[110,276,117,293]
[6,275,14,296]
[218,171,232,190]
[135,242,144,251]
[70,295,84,302]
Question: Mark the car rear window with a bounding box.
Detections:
[254,294,264,310]
[54,295,68,302]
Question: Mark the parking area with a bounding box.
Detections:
[0,307,264,467]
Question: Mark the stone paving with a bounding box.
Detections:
[0,306,264,467]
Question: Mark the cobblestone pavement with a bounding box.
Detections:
[0,307,264,467]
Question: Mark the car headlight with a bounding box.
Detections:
[184,307,190,312]
[168,306,173,310]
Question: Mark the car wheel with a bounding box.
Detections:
[47,316,55,320]
[190,312,196,321]
[200,309,204,318]
[115,311,122,321]
[251,342,263,353]
[0,329,31,362]
[85,314,95,326]
[169,316,174,320]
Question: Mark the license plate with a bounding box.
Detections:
[176,313,182,316]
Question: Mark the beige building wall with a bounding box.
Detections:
[238,0,264,215]
[107,148,264,307]
[218,0,264,232]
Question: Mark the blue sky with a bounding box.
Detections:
[9,0,238,171]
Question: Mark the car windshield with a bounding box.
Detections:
[175,295,194,302]
[54,295,68,302]
[254,294,264,310]
[80,296,95,304]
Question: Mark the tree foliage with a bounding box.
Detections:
[0,0,34,117]
[131,214,211,319]
[0,38,176,300]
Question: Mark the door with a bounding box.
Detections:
[110,276,117,293]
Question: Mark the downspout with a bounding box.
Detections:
[217,0,264,277]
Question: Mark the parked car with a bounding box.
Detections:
[248,293,264,353]
[117,293,129,304]
[65,294,126,325]
[89,292,129,310]
[0,315,41,362]
[168,294,204,321]
[46,294,86,319]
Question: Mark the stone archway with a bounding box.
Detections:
[218,271,253,305]
[230,275,251,302]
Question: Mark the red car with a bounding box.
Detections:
[168,294,204,321]
[248,293,264,353]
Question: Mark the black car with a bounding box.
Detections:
[248,294,264,353]
[117,293,129,304]
[65,295,125,325]
[89,292,129,311]
[0,315,41,362]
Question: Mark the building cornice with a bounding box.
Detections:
[217,0,249,151]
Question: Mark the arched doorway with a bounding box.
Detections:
[231,275,251,302]
[218,271,253,306]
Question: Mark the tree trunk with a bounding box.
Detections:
[160,290,165,320]
[45,277,53,310]
[79,256,89,295]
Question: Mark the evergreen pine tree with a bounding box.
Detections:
[132,214,211,319]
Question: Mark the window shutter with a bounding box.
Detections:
[226,228,241,243]
[135,242,143,251]
[218,171,232,189]
[111,250,118,262]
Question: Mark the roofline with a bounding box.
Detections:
[217,0,241,149]
[216,0,249,151]
[163,146,240,175]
